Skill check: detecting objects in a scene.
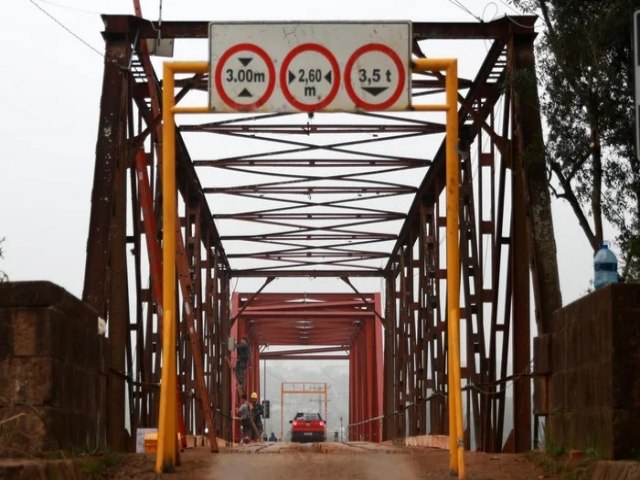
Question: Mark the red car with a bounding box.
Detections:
[290,412,326,442]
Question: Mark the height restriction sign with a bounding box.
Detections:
[209,22,411,113]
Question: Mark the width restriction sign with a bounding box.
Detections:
[209,22,411,113]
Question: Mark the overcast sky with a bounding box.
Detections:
[0,0,615,315]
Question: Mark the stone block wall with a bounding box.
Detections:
[549,283,640,459]
[0,281,106,456]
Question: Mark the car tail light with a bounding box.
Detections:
[319,421,324,426]
[292,421,298,427]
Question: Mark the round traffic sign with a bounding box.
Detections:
[214,43,276,111]
[280,43,340,112]
[344,43,406,110]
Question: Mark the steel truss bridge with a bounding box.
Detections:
[82,14,561,455]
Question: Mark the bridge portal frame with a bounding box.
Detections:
[82,14,561,477]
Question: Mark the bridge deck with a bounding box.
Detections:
[107,442,558,479]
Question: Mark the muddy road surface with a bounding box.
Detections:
[99,441,561,480]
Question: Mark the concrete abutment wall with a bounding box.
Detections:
[541,284,640,459]
[0,281,106,456]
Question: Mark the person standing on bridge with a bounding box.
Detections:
[249,391,264,441]
[235,336,251,389]
[238,393,251,444]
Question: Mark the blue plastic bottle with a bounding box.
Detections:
[593,243,618,289]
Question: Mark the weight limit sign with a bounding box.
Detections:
[344,43,407,111]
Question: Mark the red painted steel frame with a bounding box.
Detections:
[231,292,383,442]
[349,293,383,441]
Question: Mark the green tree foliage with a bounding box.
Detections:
[0,237,7,282]
[512,0,640,280]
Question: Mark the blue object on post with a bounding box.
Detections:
[594,243,618,289]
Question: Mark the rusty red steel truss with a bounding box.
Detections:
[82,14,561,453]
[229,292,382,443]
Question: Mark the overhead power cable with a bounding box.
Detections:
[28,0,103,57]
[494,0,521,15]
[446,0,483,22]
[31,0,101,15]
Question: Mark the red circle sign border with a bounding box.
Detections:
[344,43,406,111]
[280,43,341,112]
[214,43,276,111]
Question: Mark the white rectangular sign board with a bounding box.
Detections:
[208,22,411,113]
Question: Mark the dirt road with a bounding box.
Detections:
[103,442,559,480]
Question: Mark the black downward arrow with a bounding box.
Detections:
[362,86,388,97]
[238,88,253,98]
[288,70,296,84]
[238,57,253,67]
[325,71,332,84]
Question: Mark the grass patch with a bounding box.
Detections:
[526,450,598,479]
[526,450,563,476]
[78,452,122,478]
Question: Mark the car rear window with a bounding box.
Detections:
[302,414,321,421]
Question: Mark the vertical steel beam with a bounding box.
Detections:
[209,247,225,440]
[248,336,260,398]
[458,132,489,450]
[373,293,384,442]
[355,331,363,440]
[349,336,357,440]
[404,230,417,437]
[204,241,216,434]
[106,113,129,452]
[512,144,531,451]
[127,165,140,432]
[192,205,205,435]
[230,292,240,442]
[83,35,132,452]
[509,34,534,451]
[354,331,363,440]
[220,273,232,441]
[417,209,430,437]
[425,201,446,436]
[83,36,131,317]
[397,248,408,438]
[383,273,397,440]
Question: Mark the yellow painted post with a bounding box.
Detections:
[448,323,457,474]
[155,61,209,474]
[445,59,465,480]
[156,62,178,474]
[413,58,465,479]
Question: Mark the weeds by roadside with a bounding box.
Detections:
[526,450,598,479]
[78,453,122,479]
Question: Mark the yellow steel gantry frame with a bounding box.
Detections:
[156,59,465,479]
[413,58,465,479]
